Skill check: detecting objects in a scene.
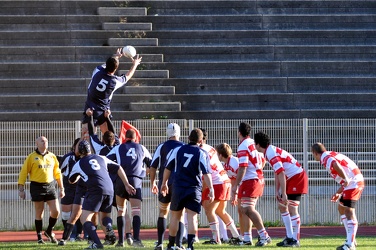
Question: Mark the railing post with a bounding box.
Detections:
[302,118,309,224]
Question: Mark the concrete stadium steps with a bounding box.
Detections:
[0,15,124,31]
[120,14,376,31]
[0,46,163,63]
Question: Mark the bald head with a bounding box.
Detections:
[36,136,48,154]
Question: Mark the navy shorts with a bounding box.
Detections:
[73,184,87,205]
[82,193,113,213]
[170,187,202,214]
[115,176,142,201]
[158,183,173,204]
[30,181,57,202]
[61,184,77,205]
[82,108,112,126]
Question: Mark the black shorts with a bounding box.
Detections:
[339,196,357,208]
[82,193,113,213]
[30,181,57,202]
[287,194,302,201]
[73,184,87,205]
[170,187,202,214]
[115,176,142,201]
[61,184,77,205]
[82,108,112,126]
[158,183,173,204]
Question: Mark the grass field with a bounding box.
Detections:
[0,237,375,250]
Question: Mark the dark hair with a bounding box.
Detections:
[126,129,136,140]
[103,131,115,146]
[311,142,326,154]
[215,143,232,158]
[71,138,81,152]
[200,128,207,141]
[189,128,203,144]
[254,131,271,148]
[238,122,251,137]
[78,140,91,155]
[106,57,119,73]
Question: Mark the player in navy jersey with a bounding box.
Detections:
[106,129,152,247]
[82,48,142,137]
[58,138,84,245]
[161,128,214,250]
[150,123,185,250]
[69,140,135,249]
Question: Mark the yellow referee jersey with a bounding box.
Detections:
[18,150,61,185]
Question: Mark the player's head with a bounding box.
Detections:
[103,131,115,146]
[238,122,251,138]
[126,129,137,142]
[216,143,232,159]
[106,56,119,73]
[311,142,327,161]
[254,131,271,149]
[166,123,180,139]
[188,128,203,144]
[78,140,91,156]
[71,137,81,152]
[36,136,48,152]
[200,128,208,142]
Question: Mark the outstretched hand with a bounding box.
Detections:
[131,54,142,67]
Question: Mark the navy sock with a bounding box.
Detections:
[132,215,141,240]
[176,221,184,246]
[102,216,112,231]
[117,216,125,243]
[35,219,43,236]
[157,217,166,245]
[75,219,83,235]
[188,234,195,249]
[168,235,176,248]
[62,223,74,240]
[83,221,103,247]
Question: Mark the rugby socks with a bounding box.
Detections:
[168,235,176,248]
[83,221,103,247]
[176,221,184,246]
[187,234,195,250]
[46,216,57,235]
[117,216,125,244]
[347,219,357,247]
[243,231,252,242]
[341,214,348,234]
[281,212,294,238]
[209,221,220,243]
[62,223,74,241]
[102,216,112,229]
[157,217,166,245]
[75,219,83,236]
[291,214,301,240]
[133,215,141,240]
[218,216,228,241]
[257,228,269,239]
[62,219,67,228]
[35,219,43,240]
[226,220,240,238]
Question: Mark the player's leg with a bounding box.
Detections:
[33,201,45,243]
[81,210,103,248]
[156,201,170,249]
[129,198,144,247]
[203,199,221,244]
[115,195,127,246]
[44,198,60,243]
[238,206,253,245]
[215,200,240,241]
[167,209,183,249]
[186,209,199,250]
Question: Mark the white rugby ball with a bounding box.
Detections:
[122,46,137,58]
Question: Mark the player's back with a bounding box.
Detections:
[156,140,184,181]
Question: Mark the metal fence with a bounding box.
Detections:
[0,119,375,230]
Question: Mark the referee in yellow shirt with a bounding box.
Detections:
[18,136,65,244]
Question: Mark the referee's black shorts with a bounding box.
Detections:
[30,181,57,202]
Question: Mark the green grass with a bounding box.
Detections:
[0,237,375,250]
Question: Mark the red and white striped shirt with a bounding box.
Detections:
[265,145,303,179]
[223,155,239,180]
[237,137,264,181]
[320,151,364,190]
[201,144,230,185]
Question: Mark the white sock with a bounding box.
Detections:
[291,214,301,240]
[226,220,240,238]
[281,212,294,238]
[257,228,269,239]
[243,232,252,242]
[209,221,220,242]
[217,216,228,240]
[347,220,357,247]
[341,214,348,234]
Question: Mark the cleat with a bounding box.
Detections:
[75,235,84,241]
[154,243,163,250]
[38,239,46,244]
[182,237,187,244]
[115,241,124,247]
[104,228,116,245]
[255,236,272,247]
[58,240,66,246]
[44,231,58,244]
[86,242,104,249]
[336,244,355,250]
[126,237,134,246]
[229,237,243,245]
[203,239,219,244]
[132,239,145,248]
[276,237,299,247]
[243,240,253,245]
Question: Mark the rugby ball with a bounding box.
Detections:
[122,46,137,58]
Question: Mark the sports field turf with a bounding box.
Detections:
[0,237,375,249]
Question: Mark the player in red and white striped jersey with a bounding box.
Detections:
[311,143,364,250]
[200,129,241,245]
[232,123,271,247]
[254,132,308,247]
[216,143,253,245]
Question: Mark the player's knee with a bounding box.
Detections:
[61,211,71,221]
[131,206,141,217]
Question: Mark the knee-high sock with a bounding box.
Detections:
[341,215,348,234]
[102,216,113,231]
[157,217,166,245]
[35,219,43,240]
[83,221,103,247]
[75,219,83,235]
[347,220,358,247]
[176,221,184,246]
[291,214,301,240]
[46,217,57,235]
[209,221,220,242]
[117,216,125,243]
[133,215,141,240]
[226,220,240,238]
[62,223,75,241]
[217,216,228,240]
[281,212,293,238]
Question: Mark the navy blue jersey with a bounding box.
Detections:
[107,141,152,179]
[150,140,184,185]
[69,154,120,196]
[85,64,128,111]
[165,143,211,190]
[59,152,79,194]
[90,134,120,156]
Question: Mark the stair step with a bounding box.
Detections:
[102,22,152,31]
[129,102,181,112]
[97,7,147,16]
[125,86,175,95]
[108,37,158,46]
